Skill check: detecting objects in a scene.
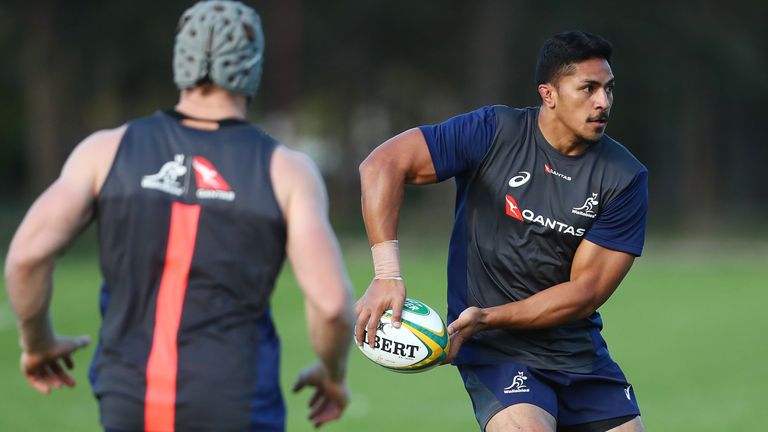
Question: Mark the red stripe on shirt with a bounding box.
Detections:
[145,202,201,432]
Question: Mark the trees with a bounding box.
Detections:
[1,0,766,230]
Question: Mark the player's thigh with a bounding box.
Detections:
[607,415,644,432]
[458,363,558,431]
[486,403,556,432]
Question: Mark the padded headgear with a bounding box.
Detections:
[173,1,265,97]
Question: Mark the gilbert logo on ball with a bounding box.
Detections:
[357,298,450,373]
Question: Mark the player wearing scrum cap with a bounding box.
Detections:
[357,32,646,431]
[4,2,353,431]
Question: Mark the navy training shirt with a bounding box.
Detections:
[420,106,648,373]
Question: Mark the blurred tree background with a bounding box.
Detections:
[0,0,766,236]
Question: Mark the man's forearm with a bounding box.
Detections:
[359,158,405,245]
[481,279,603,331]
[479,242,633,331]
[307,303,353,382]
[5,258,56,351]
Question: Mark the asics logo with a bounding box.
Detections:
[508,171,531,188]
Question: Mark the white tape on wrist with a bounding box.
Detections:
[371,240,403,280]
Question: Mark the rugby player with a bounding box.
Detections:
[356,31,647,431]
[4,1,353,430]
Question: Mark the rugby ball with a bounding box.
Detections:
[357,298,450,373]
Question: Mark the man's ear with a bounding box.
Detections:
[538,83,556,109]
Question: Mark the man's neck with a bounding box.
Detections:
[537,107,589,156]
[175,86,247,122]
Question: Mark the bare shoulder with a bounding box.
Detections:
[72,125,126,158]
[63,125,127,194]
[271,145,322,180]
[271,145,325,191]
[270,145,327,215]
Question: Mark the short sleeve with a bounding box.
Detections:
[419,106,496,182]
[585,170,648,256]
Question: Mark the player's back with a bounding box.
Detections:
[92,110,287,431]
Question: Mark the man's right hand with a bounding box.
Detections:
[292,363,349,428]
[20,334,91,394]
[354,278,406,347]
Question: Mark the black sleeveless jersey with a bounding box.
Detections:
[91,110,287,431]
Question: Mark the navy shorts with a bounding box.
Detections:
[458,361,640,431]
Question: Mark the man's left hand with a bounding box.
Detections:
[443,306,487,364]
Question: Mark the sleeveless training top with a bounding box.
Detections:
[90,110,287,431]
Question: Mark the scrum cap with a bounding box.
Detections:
[173,1,264,97]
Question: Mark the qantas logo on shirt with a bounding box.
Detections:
[504,193,586,237]
[140,154,235,201]
[544,164,572,181]
[505,194,524,221]
[192,157,235,201]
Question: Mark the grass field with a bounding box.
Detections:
[0,236,766,431]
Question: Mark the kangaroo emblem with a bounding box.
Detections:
[572,193,599,218]
[503,371,530,393]
[141,154,188,196]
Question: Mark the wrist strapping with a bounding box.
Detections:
[371,240,403,280]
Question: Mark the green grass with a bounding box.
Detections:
[1,237,766,431]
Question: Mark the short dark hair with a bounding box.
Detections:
[534,31,613,85]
